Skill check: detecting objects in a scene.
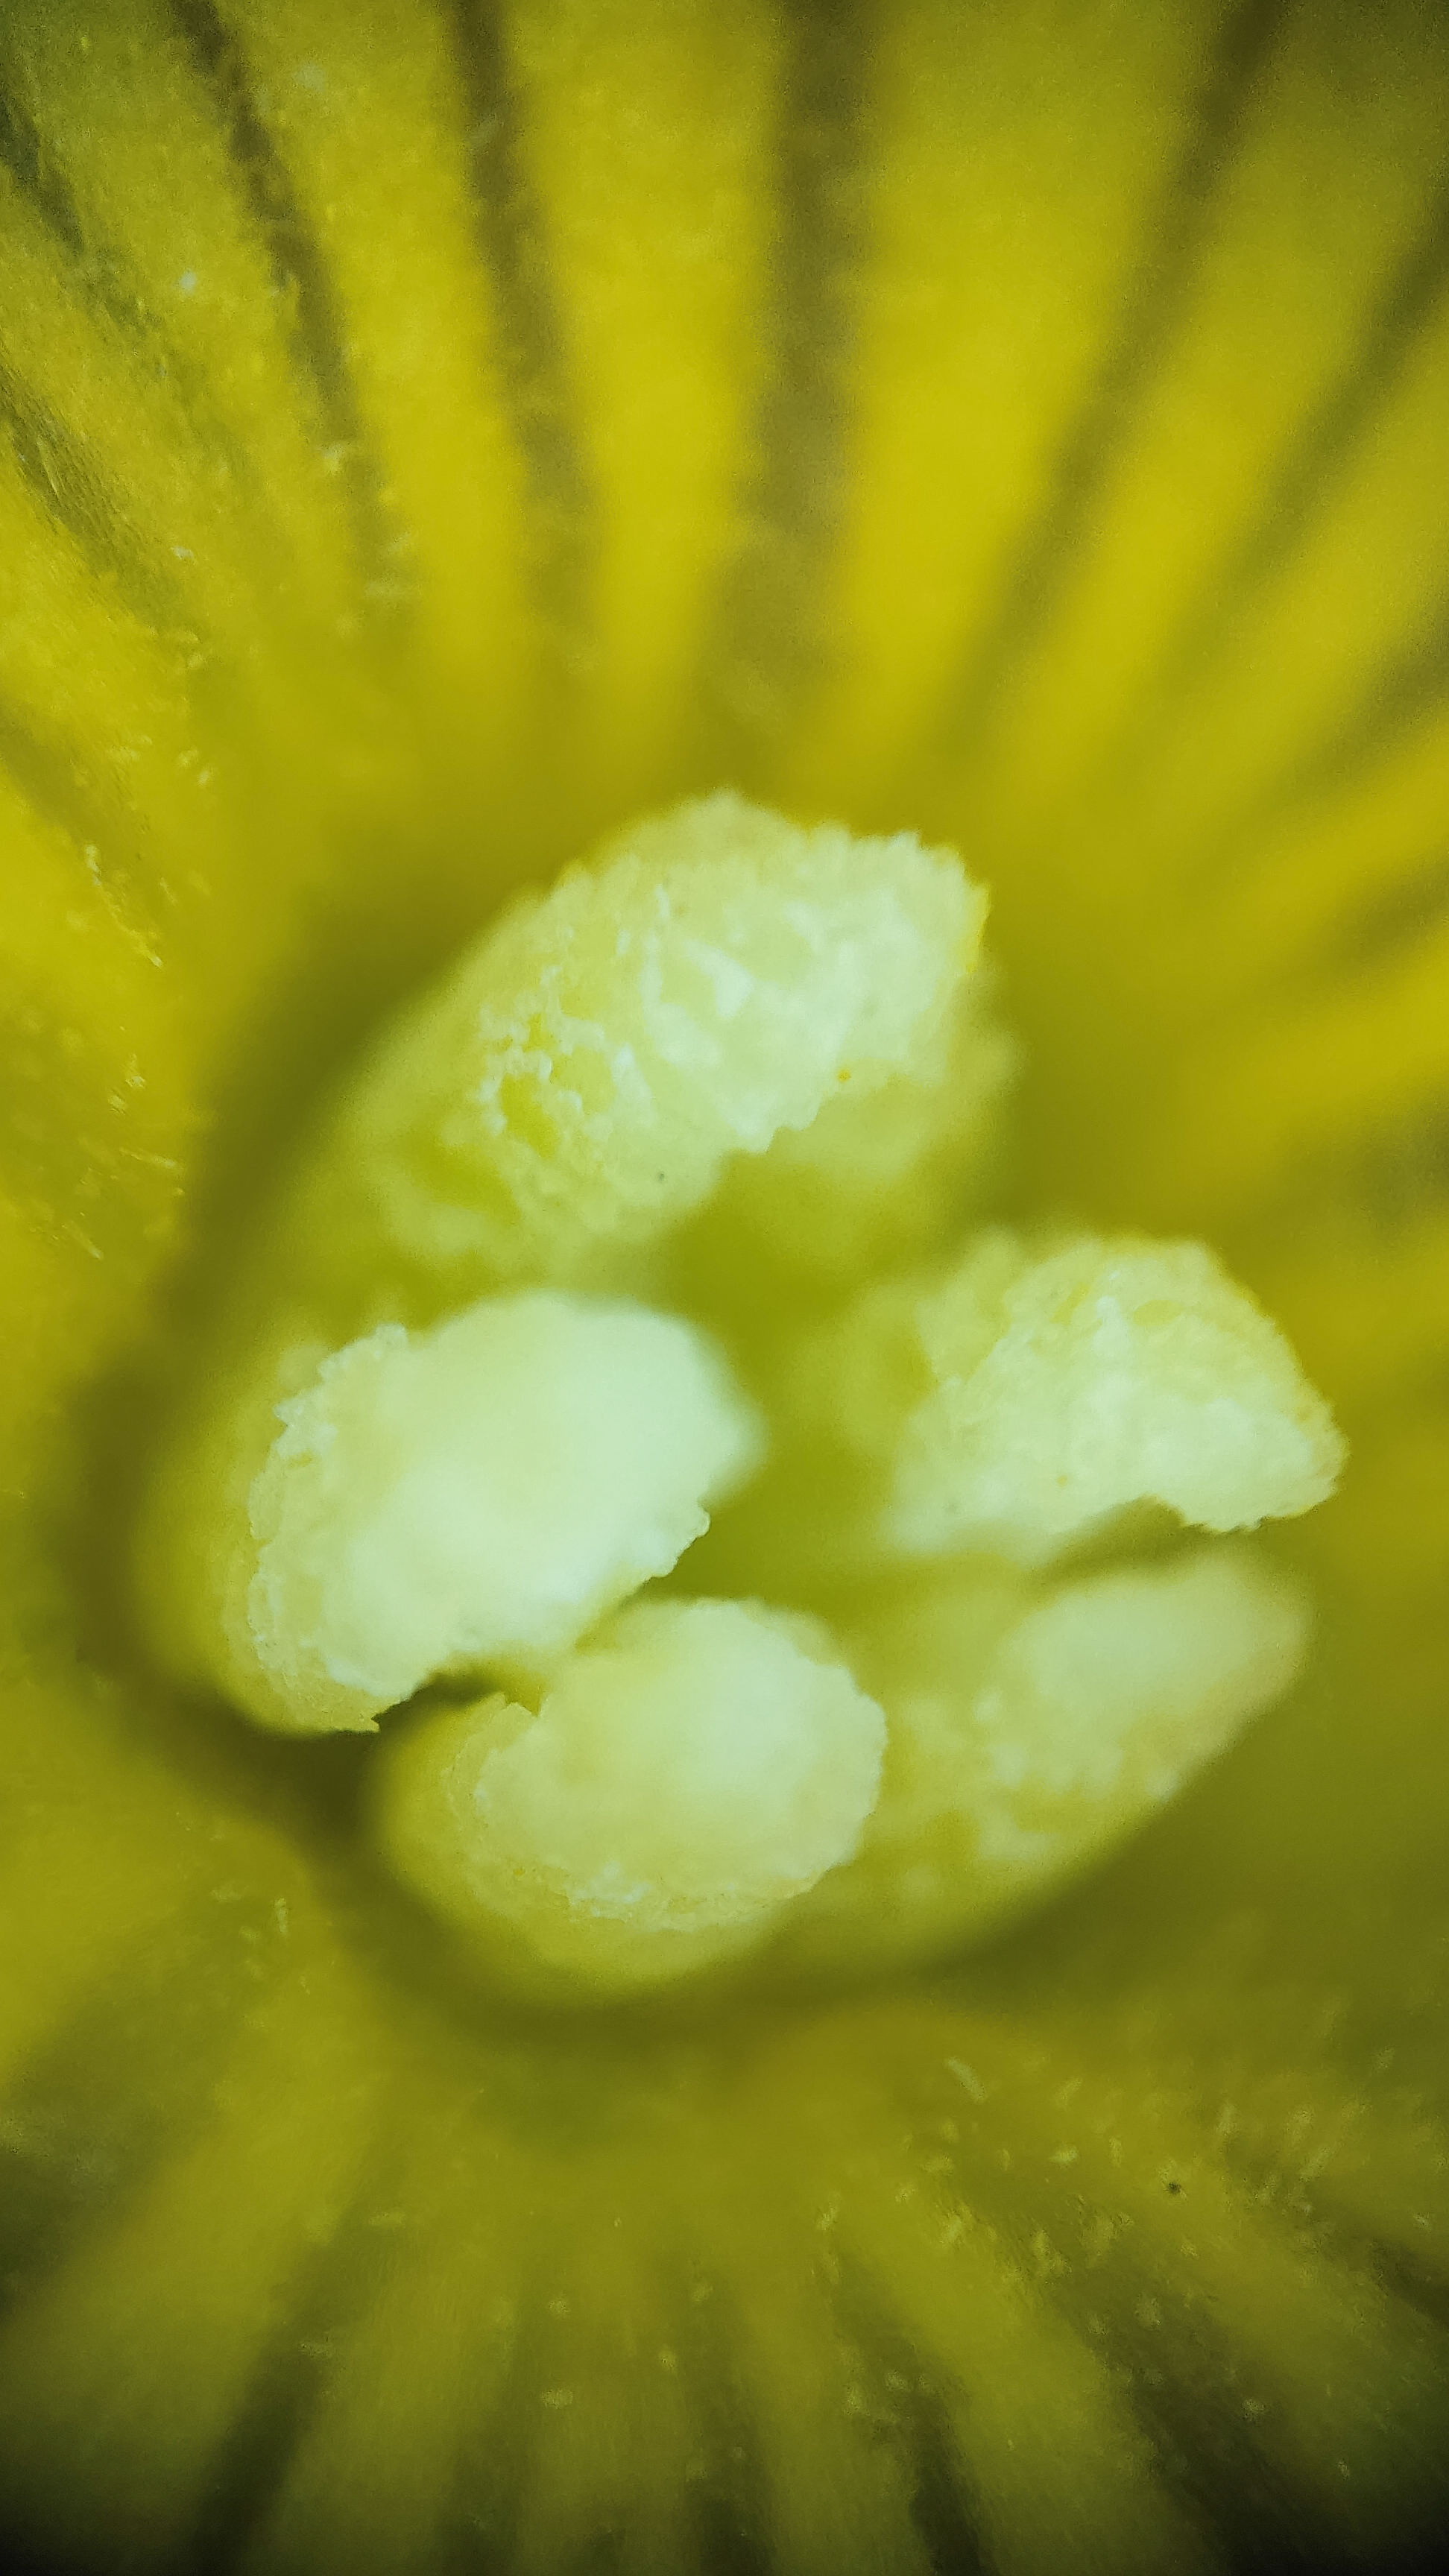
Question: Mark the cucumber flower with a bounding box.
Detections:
[2,5,1448,2572]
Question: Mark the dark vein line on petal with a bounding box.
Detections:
[1219,2171,1449,2343]
[695,0,873,777]
[1198,585,1449,886]
[0,1003,136,1246]
[175,2182,401,2576]
[1116,2369,1373,2576]
[167,0,403,620]
[921,0,1287,769]
[443,0,595,684]
[690,2480,777,2576]
[834,2258,992,2576]
[443,2274,547,2571]
[927,2115,1389,2576]
[0,70,86,261]
[0,1892,289,2326]
[1325,843,1449,978]
[1029,2258,1365,2576]
[666,2262,777,2576]
[1271,590,1449,812]
[1097,165,1449,795]
[0,696,149,897]
[1359,2234,1449,2337]
[0,63,195,378]
[0,57,289,557]
[1337,1098,1449,1240]
[0,347,189,628]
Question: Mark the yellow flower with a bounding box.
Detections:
[2,1,1447,2569]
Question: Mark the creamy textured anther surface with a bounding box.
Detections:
[282,789,986,1305]
[381,1600,886,1992]
[242,1295,762,1734]
[783,1229,1346,1569]
[777,1546,1312,1974]
[135,798,1344,1998]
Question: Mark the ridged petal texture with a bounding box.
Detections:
[2,2,1448,2569]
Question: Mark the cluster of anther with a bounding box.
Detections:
[136,798,1342,1998]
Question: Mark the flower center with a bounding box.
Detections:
[133,793,1342,2002]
